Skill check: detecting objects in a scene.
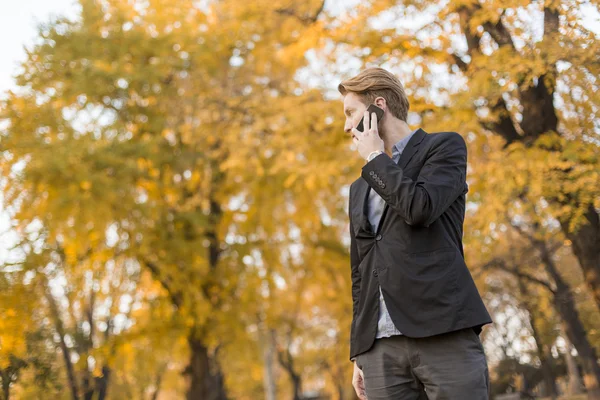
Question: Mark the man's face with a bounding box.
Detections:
[343,92,368,140]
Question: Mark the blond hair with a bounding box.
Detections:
[338,67,409,122]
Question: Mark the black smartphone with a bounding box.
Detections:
[356,104,385,132]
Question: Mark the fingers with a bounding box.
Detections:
[362,110,378,133]
[352,362,368,400]
[351,127,362,142]
[353,382,367,400]
[352,374,367,399]
[352,384,367,400]
[358,387,367,400]
[371,112,377,131]
[351,110,378,142]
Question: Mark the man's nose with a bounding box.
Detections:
[344,122,352,133]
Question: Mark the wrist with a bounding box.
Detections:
[366,150,384,162]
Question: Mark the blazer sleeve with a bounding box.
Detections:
[361,132,467,228]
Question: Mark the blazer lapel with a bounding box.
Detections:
[352,128,428,236]
[375,128,427,233]
[397,128,426,169]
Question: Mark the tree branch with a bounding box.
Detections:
[142,259,182,308]
[481,257,555,293]
[451,54,468,73]
[509,216,564,257]
[479,96,521,146]
[275,0,326,25]
[543,5,560,39]
[482,13,515,50]
[44,286,80,400]
[456,5,482,61]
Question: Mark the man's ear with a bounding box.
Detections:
[374,96,386,110]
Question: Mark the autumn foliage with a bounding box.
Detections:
[1,0,599,399]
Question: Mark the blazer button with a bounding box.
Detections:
[373,269,378,276]
[369,171,375,176]
[376,234,382,241]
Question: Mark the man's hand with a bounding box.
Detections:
[352,111,384,160]
[352,361,368,400]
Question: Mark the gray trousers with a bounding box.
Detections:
[355,328,489,400]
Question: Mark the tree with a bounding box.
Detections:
[320,0,600,311]
[517,280,558,399]
[481,226,600,398]
[0,259,55,400]
[1,0,348,396]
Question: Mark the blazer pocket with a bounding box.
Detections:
[386,248,459,315]
[403,247,457,280]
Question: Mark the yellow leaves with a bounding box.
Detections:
[0,284,36,367]
[284,173,298,188]
[189,170,201,185]
[0,336,26,369]
[64,242,79,265]
[6,0,600,396]
[250,365,262,381]
[137,157,147,170]
[88,230,101,245]
[161,129,174,140]
[93,60,115,73]
[149,167,160,178]
[304,174,317,191]
[206,135,218,146]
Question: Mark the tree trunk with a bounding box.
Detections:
[540,245,600,400]
[1,370,10,400]
[517,280,558,398]
[322,361,346,400]
[150,364,167,400]
[560,204,600,312]
[278,348,302,400]
[96,366,110,400]
[556,304,600,399]
[291,375,302,400]
[82,374,94,400]
[183,191,228,400]
[262,329,277,400]
[185,335,227,400]
[539,346,558,399]
[46,291,80,400]
[563,334,585,396]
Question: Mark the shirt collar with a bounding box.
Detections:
[391,128,419,160]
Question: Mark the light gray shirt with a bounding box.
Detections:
[367,129,418,339]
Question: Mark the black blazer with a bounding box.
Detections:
[348,128,492,361]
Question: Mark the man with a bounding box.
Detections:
[341,67,492,399]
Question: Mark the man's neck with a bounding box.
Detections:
[380,119,413,155]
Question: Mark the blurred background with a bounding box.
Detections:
[0,0,599,399]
